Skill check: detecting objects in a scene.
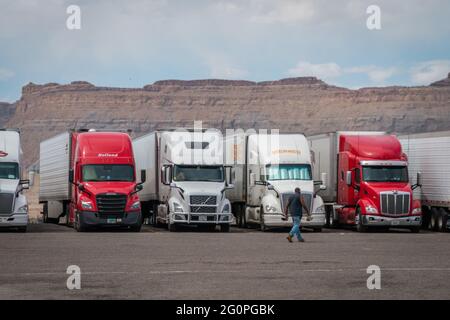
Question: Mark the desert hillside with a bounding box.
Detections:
[2,74,450,169]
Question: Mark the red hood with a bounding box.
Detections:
[83,181,136,196]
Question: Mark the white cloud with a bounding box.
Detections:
[0,68,14,81]
[346,66,398,84]
[249,0,315,24]
[410,60,450,85]
[204,54,248,79]
[287,61,342,80]
[288,61,397,85]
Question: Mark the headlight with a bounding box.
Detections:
[16,205,28,214]
[222,204,230,213]
[265,204,277,213]
[173,202,183,213]
[314,205,325,214]
[81,200,93,210]
[365,205,378,214]
[412,207,421,215]
[130,201,140,210]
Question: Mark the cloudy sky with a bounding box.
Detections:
[1,0,450,102]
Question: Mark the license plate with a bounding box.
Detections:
[199,215,207,222]
[107,218,117,224]
[391,220,400,226]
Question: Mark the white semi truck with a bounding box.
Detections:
[224,132,327,232]
[400,131,450,232]
[133,128,234,232]
[0,129,29,232]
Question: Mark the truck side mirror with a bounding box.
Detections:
[413,172,422,190]
[69,169,74,184]
[140,170,146,184]
[161,165,172,185]
[320,172,327,190]
[19,179,30,190]
[249,172,256,186]
[346,171,352,186]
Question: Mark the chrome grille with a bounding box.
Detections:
[281,192,312,214]
[96,193,127,218]
[380,192,410,215]
[0,193,14,216]
[190,195,217,205]
[190,206,217,214]
[190,195,217,214]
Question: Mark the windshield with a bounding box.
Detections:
[82,164,134,182]
[266,164,312,181]
[173,165,224,182]
[0,162,19,180]
[362,166,408,183]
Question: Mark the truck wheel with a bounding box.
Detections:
[430,208,440,231]
[17,227,27,233]
[260,207,266,232]
[74,212,87,232]
[438,208,448,232]
[168,223,177,232]
[356,209,368,233]
[409,227,420,233]
[130,224,142,232]
[220,224,230,232]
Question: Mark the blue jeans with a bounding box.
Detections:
[289,216,303,240]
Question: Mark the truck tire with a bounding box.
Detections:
[430,208,440,231]
[168,223,177,232]
[130,222,142,232]
[220,224,230,232]
[438,208,448,232]
[17,227,27,233]
[74,212,88,232]
[260,207,266,232]
[356,209,368,233]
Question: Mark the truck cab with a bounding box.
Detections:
[226,133,327,231]
[133,129,233,232]
[40,130,143,232]
[309,132,422,232]
[0,129,29,232]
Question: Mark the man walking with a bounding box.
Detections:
[283,187,311,242]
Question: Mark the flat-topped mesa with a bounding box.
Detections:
[22,81,96,96]
[146,77,328,89]
[430,72,450,87]
[258,77,327,86]
[151,79,257,87]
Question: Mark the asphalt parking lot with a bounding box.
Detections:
[0,223,449,300]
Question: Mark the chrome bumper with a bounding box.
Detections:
[0,214,28,227]
[171,212,233,224]
[362,215,422,227]
[263,213,326,228]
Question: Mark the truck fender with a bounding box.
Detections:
[356,198,378,215]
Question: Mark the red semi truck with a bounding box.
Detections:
[39,129,145,232]
[308,132,422,232]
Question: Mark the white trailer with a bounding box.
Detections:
[133,128,233,232]
[38,131,71,223]
[225,132,327,231]
[400,131,450,232]
[0,129,29,232]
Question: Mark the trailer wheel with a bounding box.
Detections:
[356,209,368,233]
[438,208,448,232]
